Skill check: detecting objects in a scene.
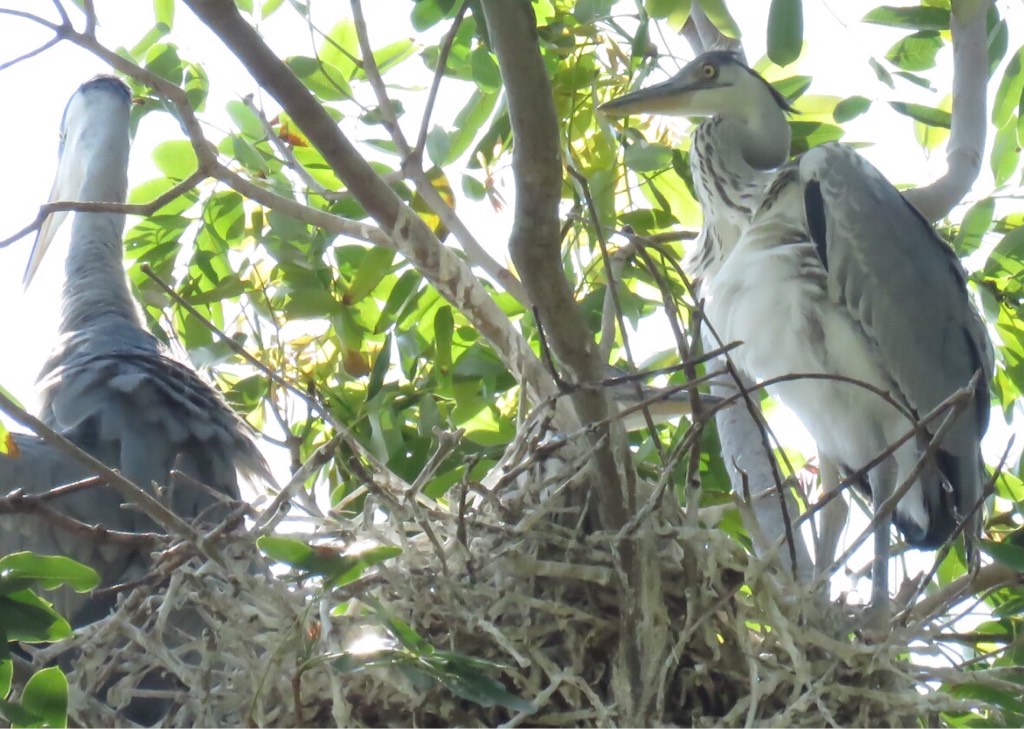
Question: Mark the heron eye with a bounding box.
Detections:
[701,63,717,79]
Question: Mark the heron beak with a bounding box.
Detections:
[599,70,727,118]
[24,150,80,286]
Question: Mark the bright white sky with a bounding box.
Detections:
[0,1,1020,508]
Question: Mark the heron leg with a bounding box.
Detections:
[866,458,897,632]
[815,455,847,583]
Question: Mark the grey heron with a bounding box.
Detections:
[0,76,270,628]
[600,51,993,626]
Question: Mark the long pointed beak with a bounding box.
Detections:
[599,73,726,118]
[24,149,81,286]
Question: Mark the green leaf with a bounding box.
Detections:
[433,656,535,712]
[128,177,197,216]
[183,63,209,111]
[226,100,265,140]
[318,19,359,80]
[410,0,455,31]
[623,142,674,172]
[833,95,871,123]
[985,226,1024,277]
[0,699,42,727]
[20,667,67,729]
[0,553,99,593]
[0,593,69,643]
[129,24,168,59]
[643,0,692,24]
[989,18,1008,73]
[256,536,400,586]
[257,535,315,566]
[151,140,198,180]
[694,0,741,37]
[144,43,184,84]
[888,102,951,128]
[426,126,451,168]
[767,0,803,67]
[990,118,1021,186]
[885,31,942,72]
[445,90,499,165]
[378,610,429,653]
[152,0,174,28]
[365,40,418,78]
[0,421,12,457]
[646,0,691,26]
[892,70,935,90]
[470,48,501,93]
[573,0,614,23]
[0,659,11,700]
[978,539,1024,571]
[261,0,285,18]
[332,647,404,674]
[953,198,994,255]
[286,56,352,101]
[346,248,396,305]
[367,333,392,401]
[868,57,894,88]
[434,306,454,378]
[788,121,844,154]
[992,45,1024,129]
[863,5,949,31]
[772,75,812,102]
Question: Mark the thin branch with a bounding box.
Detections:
[49,0,69,25]
[242,94,328,194]
[413,1,470,158]
[350,0,529,306]
[256,434,340,533]
[0,171,205,250]
[0,36,60,72]
[0,8,60,30]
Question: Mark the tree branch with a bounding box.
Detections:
[181,0,553,410]
[482,2,670,723]
[902,0,992,221]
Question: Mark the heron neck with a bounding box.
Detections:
[690,117,785,276]
[60,152,141,335]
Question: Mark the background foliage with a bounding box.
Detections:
[0,0,1022,725]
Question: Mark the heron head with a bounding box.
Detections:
[24,76,132,286]
[599,51,792,169]
[599,51,791,120]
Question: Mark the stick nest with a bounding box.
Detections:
[26,422,984,727]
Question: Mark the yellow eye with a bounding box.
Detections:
[701,63,717,79]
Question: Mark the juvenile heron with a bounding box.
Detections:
[601,51,993,626]
[0,76,270,626]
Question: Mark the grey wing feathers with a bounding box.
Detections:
[800,143,991,532]
[799,144,992,421]
[39,348,270,507]
[0,434,138,623]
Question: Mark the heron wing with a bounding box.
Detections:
[0,433,139,623]
[41,348,268,509]
[799,143,991,521]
